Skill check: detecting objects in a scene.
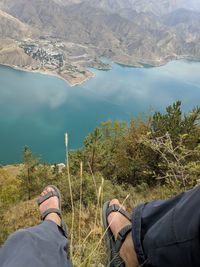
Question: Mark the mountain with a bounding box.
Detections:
[0,0,66,34]
[85,0,135,13]
[162,9,200,57]
[0,0,114,45]
[52,0,83,5]
[62,0,200,15]
[0,9,36,68]
[0,9,31,39]
[0,0,200,85]
[163,8,200,27]
[133,0,200,15]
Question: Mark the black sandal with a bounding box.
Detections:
[102,201,132,267]
[37,185,68,238]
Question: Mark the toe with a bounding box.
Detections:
[38,186,59,215]
[46,187,52,192]
[47,186,55,193]
[109,199,120,206]
[108,199,122,225]
[43,189,49,195]
[109,199,126,210]
[39,190,48,198]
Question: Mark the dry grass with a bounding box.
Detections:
[3,164,23,178]
[0,165,179,266]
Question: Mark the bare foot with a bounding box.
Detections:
[108,199,139,267]
[38,186,61,226]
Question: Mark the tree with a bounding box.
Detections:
[84,127,103,173]
[149,102,200,182]
[18,146,40,200]
[106,118,151,185]
[70,102,200,187]
[83,121,128,175]
[151,101,200,148]
[141,133,200,188]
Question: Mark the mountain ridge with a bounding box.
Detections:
[0,0,200,85]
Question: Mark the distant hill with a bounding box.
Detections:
[56,0,200,14]
[131,0,200,15]
[0,0,200,84]
[0,9,31,39]
[163,8,200,27]
[85,0,135,13]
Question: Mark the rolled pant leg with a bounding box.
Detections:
[132,186,200,267]
[0,220,73,267]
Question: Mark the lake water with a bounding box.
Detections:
[0,60,200,164]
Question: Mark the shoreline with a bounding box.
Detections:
[113,55,200,69]
[1,55,200,87]
[0,63,95,87]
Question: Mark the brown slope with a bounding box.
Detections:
[1,0,200,68]
[0,39,38,68]
[132,0,200,16]
[1,0,120,47]
[0,9,31,39]
[85,0,134,13]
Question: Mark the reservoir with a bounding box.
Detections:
[0,60,200,164]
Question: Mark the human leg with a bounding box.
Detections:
[106,199,139,267]
[133,185,200,267]
[105,186,200,267]
[0,186,73,267]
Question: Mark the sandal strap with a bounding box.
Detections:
[110,249,125,267]
[115,224,132,253]
[106,204,132,221]
[60,221,68,239]
[37,191,59,206]
[41,208,61,221]
[41,208,68,239]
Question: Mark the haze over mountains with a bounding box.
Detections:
[0,0,200,85]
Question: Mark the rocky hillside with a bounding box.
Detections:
[0,10,31,39]
[133,0,200,15]
[0,0,200,84]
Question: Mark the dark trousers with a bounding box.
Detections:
[132,185,200,267]
[0,220,72,267]
[1,187,200,267]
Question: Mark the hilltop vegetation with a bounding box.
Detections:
[0,101,200,266]
[70,101,200,187]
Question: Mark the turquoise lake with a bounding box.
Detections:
[0,60,200,164]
